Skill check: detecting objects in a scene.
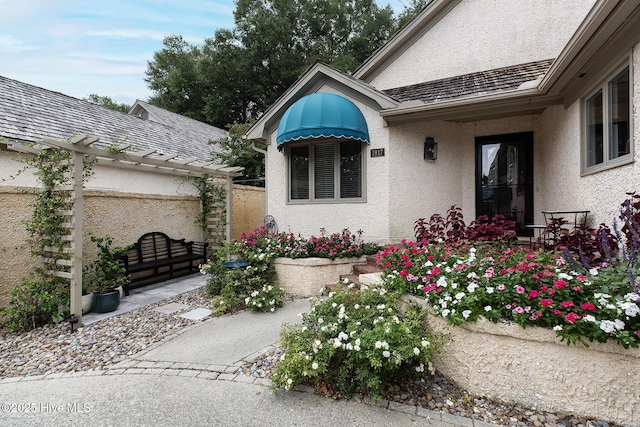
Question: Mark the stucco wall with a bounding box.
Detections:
[0,188,203,307]
[272,256,367,296]
[403,295,640,427]
[534,45,640,229]
[265,87,392,243]
[370,0,596,89]
[0,147,266,307]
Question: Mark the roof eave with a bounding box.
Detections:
[245,62,398,143]
[380,89,562,124]
[540,0,640,105]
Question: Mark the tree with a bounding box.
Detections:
[85,94,131,113]
[145,0,396,128]
[393,0,432,32]
[209,122,265,186]
[145,35,208,123]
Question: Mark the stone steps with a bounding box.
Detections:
[324,252,385,293]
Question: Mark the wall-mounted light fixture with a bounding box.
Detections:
[424,137,437,160]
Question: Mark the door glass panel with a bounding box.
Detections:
[477,133,533,235]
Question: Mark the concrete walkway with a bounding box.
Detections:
[0,277,498,427]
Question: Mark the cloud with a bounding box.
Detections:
[0,35,35,53]
[85,29,167,41]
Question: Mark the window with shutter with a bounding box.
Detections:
[287,140,364,202]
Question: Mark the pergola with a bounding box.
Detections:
[8,134,243,326]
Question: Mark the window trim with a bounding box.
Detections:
[581,56,633,175]
[286,139,367,204]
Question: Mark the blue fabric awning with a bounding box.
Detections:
[276,93,370,149]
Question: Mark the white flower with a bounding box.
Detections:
[613,319,625,331]
[600,320,616,333]
[413,347,420,356]
[618,301,640,317]
[382,350,391,358]
[584,315,597,323]
[317,318,324,324]
[462,310,472,319]
[442,309,451,317]
[354,304,360,309]
[421,340,429,347]
[484,305,492,312]
[455,292,465,301]
[312,362,319,370]
[486,287,494,294]
[467,282,478,293]
[589,268,599,276]
[338,331,349,341]
[553,325,563,331]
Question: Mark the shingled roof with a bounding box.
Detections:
[382,59,554,105]
[0,76,226,162]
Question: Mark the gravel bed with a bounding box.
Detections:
[1,288,616,427]
[0,287,213,378]
[241,348,615,427]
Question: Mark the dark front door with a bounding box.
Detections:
[475,132,533,235]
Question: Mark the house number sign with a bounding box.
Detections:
[370,148,385,157]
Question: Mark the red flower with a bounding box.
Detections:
[565,312,581,324]
[529,290,539,298]
[553,309,563,315]
[561,301,575,308]
[540,299,554,307]
[580,302,596,311]
[553,280,568,289]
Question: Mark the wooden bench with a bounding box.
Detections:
[115,232,208,295]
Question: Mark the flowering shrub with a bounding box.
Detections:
[235,227,379,261]
[378,244,640,348]
[271,286,446,401]
[200,241,282,315]
[245,284,286,312]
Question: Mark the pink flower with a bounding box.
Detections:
[529,290,539,298]
[540,299,554,307]
[572,286,581,291]
[513,307,524,314]
[565,312,580,324]
[577,274,587,282]
[497,284,506,291]
[554,280,568,289]
[484,267,494,278]
[515,286,525,294]
[561,301,575,308]
[580,302,596,311]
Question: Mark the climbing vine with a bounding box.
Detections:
[191,176,227,249]
[1,147,94,332]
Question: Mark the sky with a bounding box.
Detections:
[0,0,407,107]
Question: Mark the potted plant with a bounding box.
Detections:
[81,278,93,314]
[84,235,129,313]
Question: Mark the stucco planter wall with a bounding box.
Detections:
[272,256,367,296]
[402,295,640,427]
